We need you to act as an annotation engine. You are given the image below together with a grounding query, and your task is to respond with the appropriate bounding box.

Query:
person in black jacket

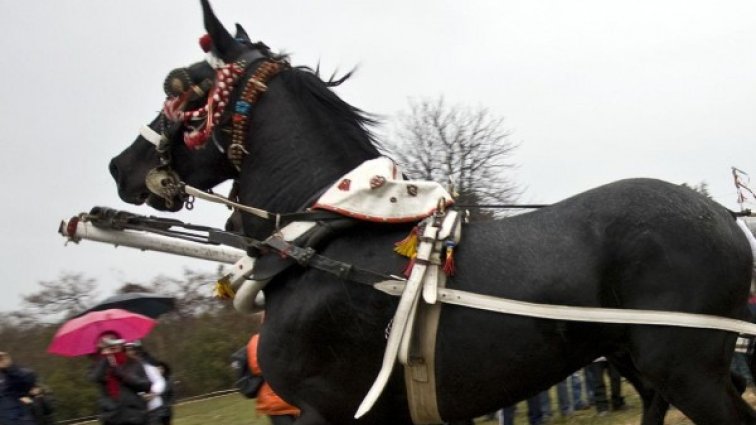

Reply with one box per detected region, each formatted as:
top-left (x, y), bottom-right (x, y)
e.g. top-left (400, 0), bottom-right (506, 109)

top-left (0, 352), bottom-right (36, 425)
top-left (89, 336), bottom-right (151, 425)
top-left (21, 385), bottom-right (55, 425)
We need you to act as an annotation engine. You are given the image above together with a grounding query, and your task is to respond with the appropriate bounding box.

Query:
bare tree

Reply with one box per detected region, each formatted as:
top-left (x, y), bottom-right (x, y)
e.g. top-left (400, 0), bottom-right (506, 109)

top-left (382, 97), bottom-right (519, 220)
top-left (21, 272), bottom-right (99, 321)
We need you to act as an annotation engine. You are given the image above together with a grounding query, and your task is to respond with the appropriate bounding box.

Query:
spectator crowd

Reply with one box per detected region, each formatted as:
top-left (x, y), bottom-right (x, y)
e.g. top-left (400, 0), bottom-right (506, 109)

top-left (3, 334), bottom-right (754, 425)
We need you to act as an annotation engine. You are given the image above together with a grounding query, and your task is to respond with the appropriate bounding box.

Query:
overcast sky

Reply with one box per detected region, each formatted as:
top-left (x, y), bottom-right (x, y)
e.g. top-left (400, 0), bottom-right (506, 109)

top-left (1, 0), bottom-right (755, 313)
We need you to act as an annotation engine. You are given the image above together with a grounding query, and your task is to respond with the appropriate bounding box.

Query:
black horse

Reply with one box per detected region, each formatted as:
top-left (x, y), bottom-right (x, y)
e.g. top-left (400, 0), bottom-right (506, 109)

top-left (109, 1), bottom-right (756, 423)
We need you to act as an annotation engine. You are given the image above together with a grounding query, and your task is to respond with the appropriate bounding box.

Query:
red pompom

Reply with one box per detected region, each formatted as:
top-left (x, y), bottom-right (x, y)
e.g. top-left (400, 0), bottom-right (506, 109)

top-left (199, 34), bottom-right (213, 52)
top-left (402, 255), bottom-right (416, 278)
top-left (443, 246), bottom-right (455, 276)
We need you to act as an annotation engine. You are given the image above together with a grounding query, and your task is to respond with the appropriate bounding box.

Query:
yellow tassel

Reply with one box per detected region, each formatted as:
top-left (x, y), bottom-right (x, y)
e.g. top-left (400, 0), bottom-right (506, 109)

top-left (213, 275), bottom-right (236, 299)
top-left (394, 227), bottom-right (419, 258)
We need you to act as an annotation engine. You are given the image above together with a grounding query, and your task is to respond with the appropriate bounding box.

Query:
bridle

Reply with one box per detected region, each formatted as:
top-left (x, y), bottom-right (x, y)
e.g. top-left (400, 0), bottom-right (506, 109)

top-left (139, 48), bottom-right (287, 210)
top-left (140, 122), bottom-right (186, 209)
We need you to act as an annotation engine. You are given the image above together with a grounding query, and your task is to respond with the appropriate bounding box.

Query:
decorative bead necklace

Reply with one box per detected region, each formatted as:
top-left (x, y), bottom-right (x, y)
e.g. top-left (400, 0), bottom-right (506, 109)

top-left (227, 60), bottom-right (287, 170)
top-left (161, 57), bottom-right (286, 169)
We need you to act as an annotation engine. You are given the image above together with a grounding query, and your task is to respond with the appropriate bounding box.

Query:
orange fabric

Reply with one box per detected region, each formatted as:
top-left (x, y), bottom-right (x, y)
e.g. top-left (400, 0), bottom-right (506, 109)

top-left (247, 334), bottom-right (300, 417)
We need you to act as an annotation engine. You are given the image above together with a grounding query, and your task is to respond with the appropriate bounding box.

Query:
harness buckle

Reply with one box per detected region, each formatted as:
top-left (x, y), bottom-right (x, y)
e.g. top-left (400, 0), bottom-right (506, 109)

top-left (184, 195), bottom-right (195, 210)
top-left (297, 247), bottom-right (316, 266)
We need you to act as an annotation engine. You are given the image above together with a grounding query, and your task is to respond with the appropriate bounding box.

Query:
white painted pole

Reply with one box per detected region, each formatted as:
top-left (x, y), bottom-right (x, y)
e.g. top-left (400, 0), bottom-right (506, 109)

top-left (59, 218), bottom-right (244, 264)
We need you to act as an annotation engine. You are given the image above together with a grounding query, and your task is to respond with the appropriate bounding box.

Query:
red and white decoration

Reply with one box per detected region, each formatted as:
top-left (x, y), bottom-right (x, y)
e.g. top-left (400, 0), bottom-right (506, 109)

top-left (313, 157), bottom-right (454, 222)
top-left (163, 62), bottom-right (245, 149)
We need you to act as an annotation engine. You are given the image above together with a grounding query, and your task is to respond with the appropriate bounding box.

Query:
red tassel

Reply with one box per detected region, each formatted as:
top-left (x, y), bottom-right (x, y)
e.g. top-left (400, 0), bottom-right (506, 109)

top-left (403, 255), bottom-right (417, 278)
top-left (443, 242), bottom-right (456, 276)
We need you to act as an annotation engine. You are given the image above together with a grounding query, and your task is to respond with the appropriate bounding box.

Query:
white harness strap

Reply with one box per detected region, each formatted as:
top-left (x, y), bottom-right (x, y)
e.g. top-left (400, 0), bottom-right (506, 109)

top-left (371, 284), bottom-right (756, 335)
top-left (205, 52), bottom-right (226, 69)
top-left (402, 212), bottom-right (460, 424)
top-left (141, 124), bottom-right (226, 155)
top-left (404, 293), bottom-right (443, 424)
top-left (355, 221), bottom-right (440, 419)
top-left (356, 211), bottom-right (461, 421)
top-left (401, 211), bottom-right (460, 362)
top-left (140, 125), bottom-right (164, 147)
top-left (227, 221), bottom-right (318, 314)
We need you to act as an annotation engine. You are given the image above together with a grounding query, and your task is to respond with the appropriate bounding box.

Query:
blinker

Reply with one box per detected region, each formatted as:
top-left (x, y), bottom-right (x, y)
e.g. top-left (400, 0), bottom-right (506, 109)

top-left (163, 68), bottom-right (192, 97)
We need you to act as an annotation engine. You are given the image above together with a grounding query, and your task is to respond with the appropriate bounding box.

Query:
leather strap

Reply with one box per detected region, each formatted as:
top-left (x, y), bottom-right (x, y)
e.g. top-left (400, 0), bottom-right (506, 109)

top-left (372, 283), bottom-right (756, 335)
top-left (140, 125), bottom-right (164, 147)
top-left (355, 223), bottom-right (440, 419)
top-left (263, 236), bottom-right (401, 286)
top-left (404, 299), bottom-right (443, 424)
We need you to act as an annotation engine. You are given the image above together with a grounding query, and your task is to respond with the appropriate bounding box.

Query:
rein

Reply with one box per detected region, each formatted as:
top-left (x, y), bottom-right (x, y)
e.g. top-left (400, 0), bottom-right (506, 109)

top-left (183, 184), bottom-right (346, 226)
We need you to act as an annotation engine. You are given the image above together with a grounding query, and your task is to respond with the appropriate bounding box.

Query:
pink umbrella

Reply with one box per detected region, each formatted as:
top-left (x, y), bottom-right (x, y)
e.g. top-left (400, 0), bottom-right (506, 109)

top-left (48, 308), bottom-right (156, 357)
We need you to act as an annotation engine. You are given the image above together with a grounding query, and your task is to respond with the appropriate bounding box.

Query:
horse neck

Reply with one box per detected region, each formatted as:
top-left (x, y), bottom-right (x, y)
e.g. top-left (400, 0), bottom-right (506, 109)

top-left (237, 71), bottom-right (380, 213)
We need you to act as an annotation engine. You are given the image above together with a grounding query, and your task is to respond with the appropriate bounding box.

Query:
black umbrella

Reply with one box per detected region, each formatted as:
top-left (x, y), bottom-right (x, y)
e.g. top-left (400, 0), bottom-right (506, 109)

top-left (85, 292), bottom-right (176, 319)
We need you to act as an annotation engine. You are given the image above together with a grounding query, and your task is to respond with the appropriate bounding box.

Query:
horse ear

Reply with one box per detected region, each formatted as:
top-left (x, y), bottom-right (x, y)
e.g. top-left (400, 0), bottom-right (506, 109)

top-left (200, 0), bottom-right (242, 61)
top-left (235, 24), bottom-right (251, 44)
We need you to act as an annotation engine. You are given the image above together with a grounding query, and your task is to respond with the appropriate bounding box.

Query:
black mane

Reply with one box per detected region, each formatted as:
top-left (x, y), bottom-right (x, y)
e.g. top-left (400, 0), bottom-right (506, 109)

top-left (279, 66), bottom-right (381, 159)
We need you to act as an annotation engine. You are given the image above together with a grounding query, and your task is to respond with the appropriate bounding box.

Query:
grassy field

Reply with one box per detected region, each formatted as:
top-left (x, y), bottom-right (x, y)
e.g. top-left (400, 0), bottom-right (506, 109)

top-left (168, 384), bottom-right (756, 425)
top-left (172, 393), bottom-right (269, 425)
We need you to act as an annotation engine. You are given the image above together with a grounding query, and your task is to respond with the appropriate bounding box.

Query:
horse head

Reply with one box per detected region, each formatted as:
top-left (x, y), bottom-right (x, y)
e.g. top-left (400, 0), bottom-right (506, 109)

top-left (110, 0), bottom-right (380, 239)
top-left (109, 0), bottom-right (276, 212)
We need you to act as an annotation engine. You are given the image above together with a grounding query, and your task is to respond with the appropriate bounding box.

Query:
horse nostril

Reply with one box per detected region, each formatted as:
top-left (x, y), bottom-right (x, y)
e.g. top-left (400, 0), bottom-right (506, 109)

top-left (109, 159), bottom-right (119, 180)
